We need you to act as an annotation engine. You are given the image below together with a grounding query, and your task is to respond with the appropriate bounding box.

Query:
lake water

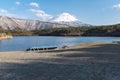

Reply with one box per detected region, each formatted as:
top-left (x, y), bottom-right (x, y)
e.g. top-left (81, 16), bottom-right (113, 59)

top-left (0, 36), bottom-right (120, 52)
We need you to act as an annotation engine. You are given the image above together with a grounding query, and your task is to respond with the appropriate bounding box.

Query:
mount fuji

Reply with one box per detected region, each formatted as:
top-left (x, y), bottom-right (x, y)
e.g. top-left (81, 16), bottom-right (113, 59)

top-left (49, 13), bottom-right (91, 27)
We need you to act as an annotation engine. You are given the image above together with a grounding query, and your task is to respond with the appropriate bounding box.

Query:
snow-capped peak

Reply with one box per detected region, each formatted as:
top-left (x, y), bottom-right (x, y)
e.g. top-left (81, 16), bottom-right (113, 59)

top-left (49, 12), bottom-right (91, 27)
top-left (50, 12), bottom-right (79, 22)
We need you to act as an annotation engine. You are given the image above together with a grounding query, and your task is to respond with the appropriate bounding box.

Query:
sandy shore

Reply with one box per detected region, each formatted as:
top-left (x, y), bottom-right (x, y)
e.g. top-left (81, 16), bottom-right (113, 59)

top-left (0, 41), bottom-right (120, 80)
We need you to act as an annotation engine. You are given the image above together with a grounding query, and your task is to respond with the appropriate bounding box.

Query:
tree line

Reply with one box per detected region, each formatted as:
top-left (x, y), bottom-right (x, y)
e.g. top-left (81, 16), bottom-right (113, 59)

top-left (0, 24), bottom-right (120, 36)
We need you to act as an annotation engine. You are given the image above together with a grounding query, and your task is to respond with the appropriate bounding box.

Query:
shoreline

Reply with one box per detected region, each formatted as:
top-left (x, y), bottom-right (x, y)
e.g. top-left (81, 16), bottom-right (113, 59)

top-left (0, 41), bottom-right (109, 53)
top-left (0, 41), bottom-right (115, 53)
top-left (0, 34), bottom-right (12, 40)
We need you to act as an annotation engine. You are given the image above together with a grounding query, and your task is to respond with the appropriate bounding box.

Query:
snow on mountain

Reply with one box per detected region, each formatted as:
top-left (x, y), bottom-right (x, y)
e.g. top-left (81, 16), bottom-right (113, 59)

top-left (51, 13), bottom-right (78, 22)
top-left (50, 13), bottom-right (91, 27)
top-left (0, 16), bottom-right (68, 30)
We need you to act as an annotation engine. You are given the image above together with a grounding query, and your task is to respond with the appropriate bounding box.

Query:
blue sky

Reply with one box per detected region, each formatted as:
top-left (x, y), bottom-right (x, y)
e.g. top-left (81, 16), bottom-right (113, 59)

top-left (0, 0), bottom-right (120, 25)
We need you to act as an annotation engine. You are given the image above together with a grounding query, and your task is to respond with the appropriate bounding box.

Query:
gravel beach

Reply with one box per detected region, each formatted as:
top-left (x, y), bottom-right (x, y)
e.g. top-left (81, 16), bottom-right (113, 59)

top-left (0, 41), bottom-right (120, 80)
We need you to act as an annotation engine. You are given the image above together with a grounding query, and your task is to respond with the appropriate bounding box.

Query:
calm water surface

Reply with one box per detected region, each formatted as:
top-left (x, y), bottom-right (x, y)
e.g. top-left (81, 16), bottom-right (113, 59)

top-left (0, 36), bottom-right (120, 51)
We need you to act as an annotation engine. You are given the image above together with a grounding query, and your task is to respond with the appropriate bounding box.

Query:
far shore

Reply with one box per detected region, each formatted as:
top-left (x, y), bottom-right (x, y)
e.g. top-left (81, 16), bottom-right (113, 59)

top-left (0, 41), bottom-right (120, 80)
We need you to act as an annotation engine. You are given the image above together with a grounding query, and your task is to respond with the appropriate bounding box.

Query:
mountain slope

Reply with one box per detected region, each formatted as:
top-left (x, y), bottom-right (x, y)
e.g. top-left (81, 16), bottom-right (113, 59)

top-left (49, 13), bottom-right (91, 27)
top-left (0, 16), bottom-right (68, 30)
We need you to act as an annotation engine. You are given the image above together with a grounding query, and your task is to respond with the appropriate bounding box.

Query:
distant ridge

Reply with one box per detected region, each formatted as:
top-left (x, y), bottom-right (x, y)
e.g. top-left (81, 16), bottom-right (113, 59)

top-left (0, 16), bottom-right (68, 30)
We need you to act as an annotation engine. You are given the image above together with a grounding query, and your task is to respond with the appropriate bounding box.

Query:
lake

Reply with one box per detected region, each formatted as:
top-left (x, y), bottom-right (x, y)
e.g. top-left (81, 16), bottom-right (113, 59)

top-left (0, 36), bottom-right (120, 52)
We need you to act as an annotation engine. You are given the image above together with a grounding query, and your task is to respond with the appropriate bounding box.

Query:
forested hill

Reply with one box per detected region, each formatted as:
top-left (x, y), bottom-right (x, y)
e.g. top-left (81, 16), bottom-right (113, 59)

top-left (32, 24), bottom-right (120, 36)
top-left (0, 24), bottom-right (120, 36)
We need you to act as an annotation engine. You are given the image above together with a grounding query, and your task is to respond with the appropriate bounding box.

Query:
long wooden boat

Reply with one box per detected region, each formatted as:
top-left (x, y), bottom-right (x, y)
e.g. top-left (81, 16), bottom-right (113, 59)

top-left (26, 46), bottom-right (57, 51)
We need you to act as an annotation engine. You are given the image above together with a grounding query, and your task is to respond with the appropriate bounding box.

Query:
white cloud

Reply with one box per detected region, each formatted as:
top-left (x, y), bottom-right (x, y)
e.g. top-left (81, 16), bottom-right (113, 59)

top-left (0, 9), bottom-right (29, 19)
top-left (0, 9), bottom-right (7, 13)
top-left (0, 9), bottom-right (16, 17)
top-left (15, 2), bottom-right (20, 5)
top-left (113, 4), bottom-right (120, 9)
top-left (29, 2), bottom-right (39, 8)
top-left (0, 9), bottom-right (11, 17)
top-left (29, 9), bottom-right (53, 20)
